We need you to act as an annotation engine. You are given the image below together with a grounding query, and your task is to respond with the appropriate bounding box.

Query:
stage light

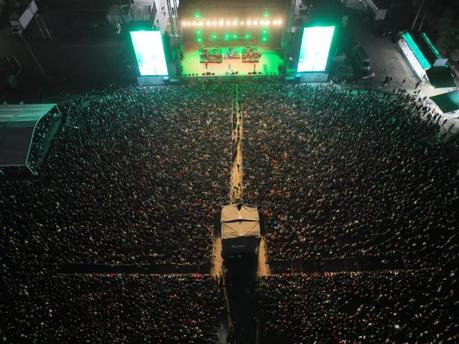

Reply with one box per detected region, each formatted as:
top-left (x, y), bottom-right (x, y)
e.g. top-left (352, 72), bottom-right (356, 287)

top-left (226, 21), bottom-right (231, 27)
top-left (212, 21), bottom-right (217, 26)
top-left (198, 21), bottom-right (204, 27)
top-left (240, 21), bottom-right (245, 25)
top-left (253, 20), bottom-right (259, 26)
top-left (247, 20), bottom-right (252, 26)
top-left (206, 21), bottom-right (211, 27)
top-left (192, 21), bottom-right (197, 26)
top-left (232, 20), bottom-right (238, 26)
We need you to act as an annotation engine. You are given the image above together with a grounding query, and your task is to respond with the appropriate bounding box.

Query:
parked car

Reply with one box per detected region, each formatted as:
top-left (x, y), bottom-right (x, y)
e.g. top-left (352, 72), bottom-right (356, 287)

top-left (352, 44), bottom-right (371, 73)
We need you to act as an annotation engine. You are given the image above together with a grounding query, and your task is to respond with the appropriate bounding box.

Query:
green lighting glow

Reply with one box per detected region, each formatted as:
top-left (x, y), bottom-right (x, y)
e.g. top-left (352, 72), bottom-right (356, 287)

top-left (193, 11), bottom-right (202, 19)
top-left (402, 32), bottom-right (431, 69)
top-left (421, 32), bottom-right (443, 59)
top-left (263, 10), bottom-right (270, 18)
top-left (210, 33), bottom-right (218, 41)
top-left (244, 33), bottom-right (252, 40)
top-left (129, 30), bottom-right (168, 76)
top-left (232, 34), bottom-right (238, 39)
top-left (297, 26), bottom-right (335, 72)
top-left (224, 33), bottom-right (231, 41)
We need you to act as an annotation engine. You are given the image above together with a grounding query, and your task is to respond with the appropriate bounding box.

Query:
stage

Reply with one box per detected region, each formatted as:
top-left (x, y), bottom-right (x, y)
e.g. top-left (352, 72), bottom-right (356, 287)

top-left (181, 47), bottom-right (284, 77)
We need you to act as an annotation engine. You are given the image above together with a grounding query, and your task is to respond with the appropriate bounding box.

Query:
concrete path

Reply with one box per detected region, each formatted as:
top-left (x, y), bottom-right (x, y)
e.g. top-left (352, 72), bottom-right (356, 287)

top-left (257, 238), bottom-right (271, 277)
top-left (211, 237), bottom-right (223, 277)
top-left (230, 89), bottom-right (243, 204)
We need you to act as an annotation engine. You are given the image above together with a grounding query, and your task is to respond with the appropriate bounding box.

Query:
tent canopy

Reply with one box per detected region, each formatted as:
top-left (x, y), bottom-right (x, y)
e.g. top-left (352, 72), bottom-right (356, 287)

top-left (0, 104), bottom-right (56, 166)
top-left (221, 204), bottom-right (260, 223)
top-left (426, 66), bottom-right (456, 89)
top-left (430, 90), bottom-right (459, 114)
top-left (222, 221), bottom-right (260, 239)
top-left (221, 204), bottom-right (260, 240)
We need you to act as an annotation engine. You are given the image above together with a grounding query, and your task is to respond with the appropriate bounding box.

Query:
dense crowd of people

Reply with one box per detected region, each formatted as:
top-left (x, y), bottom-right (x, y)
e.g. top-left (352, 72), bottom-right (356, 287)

top-left (1, 85), bottom-right (232, 272)
top-left (242, 83), bottom-right (458, 268)
top-left (1, 81), bottom-right (457, 343)
top-left (257, 268), bottom-right (457, 343)
top-left (3, 273), bottom-right (224, 344)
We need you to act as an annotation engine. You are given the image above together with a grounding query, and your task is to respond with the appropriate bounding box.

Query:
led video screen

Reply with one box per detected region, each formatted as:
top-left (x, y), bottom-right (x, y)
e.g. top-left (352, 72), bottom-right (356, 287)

top-left (129, 30), bottom-right (168, 76)
top-left (297, 26), bottom-right (335, 72)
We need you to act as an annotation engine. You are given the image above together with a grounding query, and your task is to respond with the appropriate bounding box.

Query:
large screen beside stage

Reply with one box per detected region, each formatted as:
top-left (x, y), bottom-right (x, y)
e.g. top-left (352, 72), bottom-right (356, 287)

top-left (297, 26), bottom-right (335, 72)
top-left (129, 30), bottom-right (168, 76)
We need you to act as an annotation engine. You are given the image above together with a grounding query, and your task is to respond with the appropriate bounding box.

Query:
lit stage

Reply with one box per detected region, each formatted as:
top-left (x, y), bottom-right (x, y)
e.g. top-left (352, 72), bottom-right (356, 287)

top-left (181, 47), bottom-right (284, 77)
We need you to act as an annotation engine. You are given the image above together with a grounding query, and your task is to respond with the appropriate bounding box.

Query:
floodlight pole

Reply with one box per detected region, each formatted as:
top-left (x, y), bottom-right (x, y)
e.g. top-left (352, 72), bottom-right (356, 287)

top-left (411, 0), bottom-right (427, 31)
top-left (418, 12), bottom-right (428, 31)
top-left (20, 33), bottom-right (48, 82)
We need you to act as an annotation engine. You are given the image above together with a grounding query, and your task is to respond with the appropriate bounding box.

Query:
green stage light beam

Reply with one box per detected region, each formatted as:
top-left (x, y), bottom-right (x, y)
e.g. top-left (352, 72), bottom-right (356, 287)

top-left (297, 26), bottom-right (335, 72)
top-left (129, 30), bottom-right (168, 76)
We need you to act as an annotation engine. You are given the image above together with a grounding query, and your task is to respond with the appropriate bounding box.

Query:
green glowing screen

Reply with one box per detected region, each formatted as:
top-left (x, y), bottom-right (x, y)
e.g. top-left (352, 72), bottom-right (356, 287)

top-left (297, 26), bottom-right (335, 72)
top-left (129, 30), bottom-right (168, 76)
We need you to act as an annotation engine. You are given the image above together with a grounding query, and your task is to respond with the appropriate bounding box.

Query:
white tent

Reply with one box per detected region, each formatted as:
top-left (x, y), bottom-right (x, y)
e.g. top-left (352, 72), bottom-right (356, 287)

top-left (221, 204), bottom-right (260, 256)
top-left (221, 204), bottom-right (260, 239)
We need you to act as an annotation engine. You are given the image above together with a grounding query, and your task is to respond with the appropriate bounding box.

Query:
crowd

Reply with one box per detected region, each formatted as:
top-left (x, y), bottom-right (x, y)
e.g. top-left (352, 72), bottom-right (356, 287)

top-left (3, 273), bottom-right (224, 344)
top-left (242, 83), bottom-right (458, 267)
top-left (1, 81), bottom-right (458, 343)
top-left (257, 268), bottom-right (457, 343)
top-left (1, 85), bottom-right (233, 272)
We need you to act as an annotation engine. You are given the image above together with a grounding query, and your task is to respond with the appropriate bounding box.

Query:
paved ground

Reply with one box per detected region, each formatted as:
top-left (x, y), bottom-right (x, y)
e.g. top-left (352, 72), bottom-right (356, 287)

top-left (257, 238), bottom-right (270, 277)
top-left (349, 15), bottom-right (459, 132)
top-left (230, 89), bottom-right (243, 203)
top-left (211, 237), bottom-right (223, 277)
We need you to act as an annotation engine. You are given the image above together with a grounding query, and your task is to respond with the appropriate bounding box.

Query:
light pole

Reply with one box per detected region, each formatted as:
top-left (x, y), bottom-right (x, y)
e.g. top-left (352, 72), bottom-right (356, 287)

top-left (411, 0), bottom-right (427, 31)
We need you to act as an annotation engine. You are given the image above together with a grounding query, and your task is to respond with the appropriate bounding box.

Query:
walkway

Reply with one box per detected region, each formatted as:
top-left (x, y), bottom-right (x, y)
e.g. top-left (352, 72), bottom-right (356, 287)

top-left (230, 87), bottom-right (243, 203)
